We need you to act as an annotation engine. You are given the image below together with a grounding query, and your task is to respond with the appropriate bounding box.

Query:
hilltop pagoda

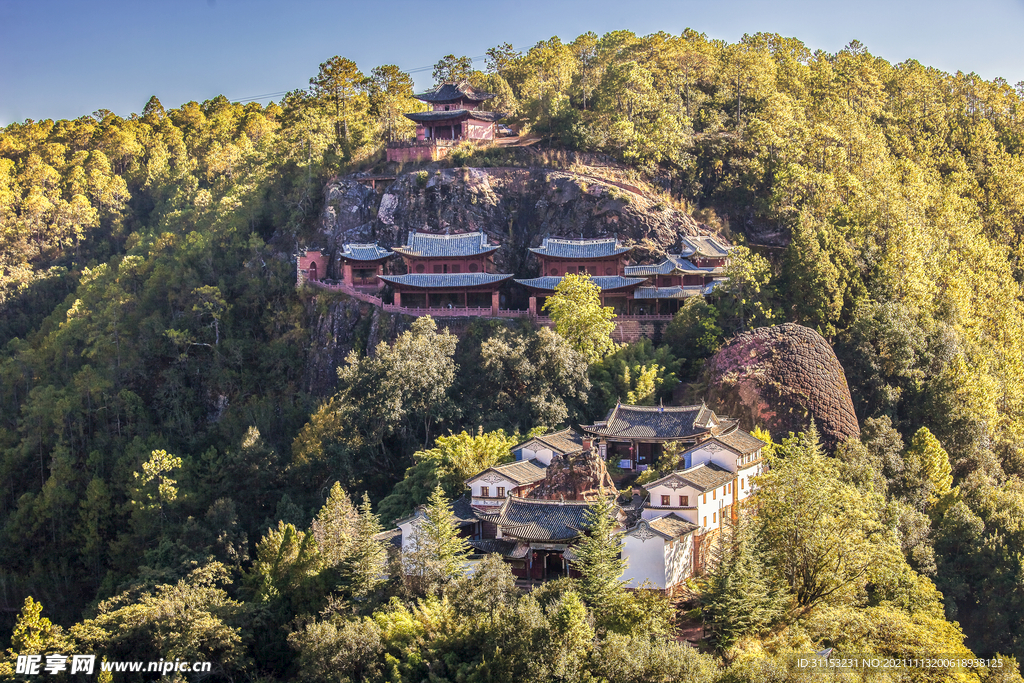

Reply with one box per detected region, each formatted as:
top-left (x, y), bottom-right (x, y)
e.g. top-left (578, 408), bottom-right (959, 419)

top-left (386, 82), bottom-right (505, 163)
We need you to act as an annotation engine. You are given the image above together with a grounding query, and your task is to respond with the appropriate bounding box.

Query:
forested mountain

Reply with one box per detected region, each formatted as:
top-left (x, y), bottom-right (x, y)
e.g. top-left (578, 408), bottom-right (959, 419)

top-left (3, 29), bottom-right (1024, 680)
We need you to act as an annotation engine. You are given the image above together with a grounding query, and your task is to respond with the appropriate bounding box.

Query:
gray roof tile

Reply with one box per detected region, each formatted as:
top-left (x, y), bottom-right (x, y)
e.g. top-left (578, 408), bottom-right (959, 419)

top-left (405, 110), bottom-right (504, 123)
top-left (707, 428), bottom-right (766, 455)
top-left (479, 498), bottom-right (601, 542)
top-left (649, 513), bottom-right (699, 538)
top-left (469, 460), bottom-right (548, 486)
top-left (529, 237), bottom-right (630, 259)
top-left (379, 273), bottom-right (512, 289)
top-left (514, 275), bottom-right (644, 292)
top-left (632, 286), bottom-right (706, 299)
top-left (393, 231), bottom-right (499, 258)
top-left (342, 243), bottom-right (393, 261)
top-left (513, 429), bottom-right (585, 456)
top-left (680, 236), bottom-right (731, 258)
top-left (415, 82), bottom-right (496, 103)
top-left (583, 403), bottom-right (718, 440)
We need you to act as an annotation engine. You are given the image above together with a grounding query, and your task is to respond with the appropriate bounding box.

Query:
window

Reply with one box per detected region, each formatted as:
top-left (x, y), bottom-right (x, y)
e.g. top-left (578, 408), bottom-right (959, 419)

top-left (496, 487), bottom-right (505, 498)
top-left (741, 478), bottom-right (745, 490)
top-left (451, 264), bottom-right (461, 273)
top-left (433, 265), bottom-right (443, 273)
top-left (712, 489), bottom-right (716, 500)
top-left (702, 493), bottom-right (706, 504)
top-left (480, 486), bottom-right (489, 498)
top-left (703, 516), bottom-right (707, 527)
top-left (661, 495), bottom-right (670, 506)
top-left (713, 512), bottom-right (717, 523)
top-left (416, 264), bottom-right (425, 273)
top-left (469, 263), bottom-right (479, 272)
top-left (680, 495), bottom-right (688, 506)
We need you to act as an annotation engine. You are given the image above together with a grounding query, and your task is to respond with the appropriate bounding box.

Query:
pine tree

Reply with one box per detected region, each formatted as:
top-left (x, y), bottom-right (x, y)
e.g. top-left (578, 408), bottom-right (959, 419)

top-left (569, 497), bottom-right (627, 614)
top-left (906, 427), bottom-right (957, 511)
top-left (701, 527), bottom-right (785, 649)
top-left (339, 494), bottom-right (387, 599)
top-left (406, 485), bottom-right (471, 594)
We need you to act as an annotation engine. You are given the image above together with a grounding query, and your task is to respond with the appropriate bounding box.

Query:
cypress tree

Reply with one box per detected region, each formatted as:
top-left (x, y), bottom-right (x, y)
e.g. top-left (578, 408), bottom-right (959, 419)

top-left (569, 497), bottom-right (627, 614)
top-left (702, 527), bottom-right (785, 649)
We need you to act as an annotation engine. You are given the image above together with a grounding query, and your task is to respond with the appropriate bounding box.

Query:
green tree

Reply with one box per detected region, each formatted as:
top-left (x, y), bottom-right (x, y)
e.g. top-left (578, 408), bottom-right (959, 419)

top-left (432, 55), bottom-right (474, 85)
top-left (376, 428), bottom-right (521, 524)
top-left (404, 485), bottom-right (471, 594)
top-left (309, 56), bottom-right (366, 157)
top-left (543, 273), bottom-right (616, 364)
top-left (569, 497), bottom-right (627, 615)
top-left (905, 426), bottom-right (956, 510)
top-left (754, 428), bottom-right (902, 609)
top-left (367, 65), bottom-right (417, 143)
top-left (716, 244), bottom-right (774, 332)
top-left (701, 526), bottom-right (786, 649)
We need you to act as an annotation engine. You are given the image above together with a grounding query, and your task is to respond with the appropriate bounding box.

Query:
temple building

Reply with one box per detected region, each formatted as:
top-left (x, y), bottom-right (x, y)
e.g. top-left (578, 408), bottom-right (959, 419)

top-left (580, 403), bottom-right (726, 472)
top-left (517, 236), bottom-right (643, 315)
top-left (380, 231), bottom-right (513, 314)
top-left (339, 243), bottom-right (393, 290)
top-left (386, 82), bottom-right (505, 163)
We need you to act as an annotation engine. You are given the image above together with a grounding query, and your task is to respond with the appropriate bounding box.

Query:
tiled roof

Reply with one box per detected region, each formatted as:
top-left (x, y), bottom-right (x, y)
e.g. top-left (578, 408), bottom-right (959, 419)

top-left (680, 236), bottom-right (731, 258)
top-left (644, 462), bottom-right (734, 492)
top-left (373, 528), bottom-right (403, 549)
top-left (649, 513), bottom-right (699, 538)
top-left (469, 459), bottom-right (547, 486)
top-left (513, 275), bottom-right (645, 292)
top-left (468, 539), bottom-right (527, 558)
top-left (623, 259), bottom-right (678, 276)
top-left (394, 494), bottom-right (479, 528)
top-left (513, 428), bottom-right (585, 456)
top-left (631, 286), bottom-right (706, 300)
top-left (708, 428), bottom-right (766, 455)
top-left (678, 463), bottom-right (735, 491)
top-left (479, 498), bottom-right (601, 542)
top-left (379, 273), bottom-right (512, 289)
top-left (342, 243), bottom-right (393, 261)
top-left (529, 237), bottom-right (630, 259)
top-left (405, 110), bottom-right (505, 123)
top-left (583, 403), bottom-right (718, 440)
top-left (451, 495), bottom-right (479, 525)
top-left (393, 231), bottom-right (499, 258)
top-left (416, 82), bottom-right (496, 103)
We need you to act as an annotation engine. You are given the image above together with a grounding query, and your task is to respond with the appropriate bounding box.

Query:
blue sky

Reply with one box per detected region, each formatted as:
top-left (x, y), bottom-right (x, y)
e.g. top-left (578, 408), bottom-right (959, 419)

top-left (2, 0), bottom-right (1023, 125)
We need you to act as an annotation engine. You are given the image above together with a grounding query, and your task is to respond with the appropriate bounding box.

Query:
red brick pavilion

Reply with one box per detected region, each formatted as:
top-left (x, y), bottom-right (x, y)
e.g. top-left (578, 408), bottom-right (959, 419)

top-left (386, 82), bottom-right (505, 163)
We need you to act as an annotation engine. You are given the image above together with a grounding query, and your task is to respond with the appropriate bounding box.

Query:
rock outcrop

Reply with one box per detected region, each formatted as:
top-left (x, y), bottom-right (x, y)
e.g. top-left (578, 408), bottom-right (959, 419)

top-left (702, 323), bottom-right (860, 450)
top-left (303, 294), bottom-right (410, 396)
top-left (529, 448), bottom-right (616, 501)
top-left (315, 166), bottom-right (708, 285)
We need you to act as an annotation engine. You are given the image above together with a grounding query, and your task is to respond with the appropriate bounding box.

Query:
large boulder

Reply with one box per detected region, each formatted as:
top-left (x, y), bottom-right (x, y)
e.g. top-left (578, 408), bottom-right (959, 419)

top-left (702, 323), bottom-right (860, 450)
top-left (529, 448), bottom-right (616, 501)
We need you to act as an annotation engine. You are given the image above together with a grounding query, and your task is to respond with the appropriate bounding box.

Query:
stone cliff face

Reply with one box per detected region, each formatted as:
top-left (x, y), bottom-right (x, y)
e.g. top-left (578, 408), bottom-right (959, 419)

top-left (529, 448), bottom-right (616, 501)
top-left (303, 294), bottom-right (411, 396)
top-left (315, 166), bottom-right (709, 280)
top-left (702, 323), bottom-right (860, 450)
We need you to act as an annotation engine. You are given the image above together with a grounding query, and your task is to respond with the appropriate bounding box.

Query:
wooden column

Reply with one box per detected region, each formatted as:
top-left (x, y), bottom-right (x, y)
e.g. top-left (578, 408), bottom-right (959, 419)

top-left (425, 291), bottom-right (431, 309)
top-left (343, 263), bottom-right (353, 287)
top-left (529, 296), bottom-right (537, 316)
top-left (491, 290), bottom-right (499, 316)
top-left (394, 290), bottom-right (401, 307)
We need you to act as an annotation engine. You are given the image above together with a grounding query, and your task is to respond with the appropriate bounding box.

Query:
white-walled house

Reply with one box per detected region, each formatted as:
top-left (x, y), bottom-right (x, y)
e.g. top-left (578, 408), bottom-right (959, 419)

top-left (465, 460), bottom-right (547, 507)
top-left (642, 464), bottom-right (735, 529)
top-left (512, 428), bottom-right (585, 466)
top-left (622, 514), bottom-right (698, 589)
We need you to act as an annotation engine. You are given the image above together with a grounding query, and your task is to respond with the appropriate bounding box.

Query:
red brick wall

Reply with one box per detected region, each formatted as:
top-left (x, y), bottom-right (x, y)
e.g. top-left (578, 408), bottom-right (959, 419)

top-left (297, 250), bottom-right (326, 285)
